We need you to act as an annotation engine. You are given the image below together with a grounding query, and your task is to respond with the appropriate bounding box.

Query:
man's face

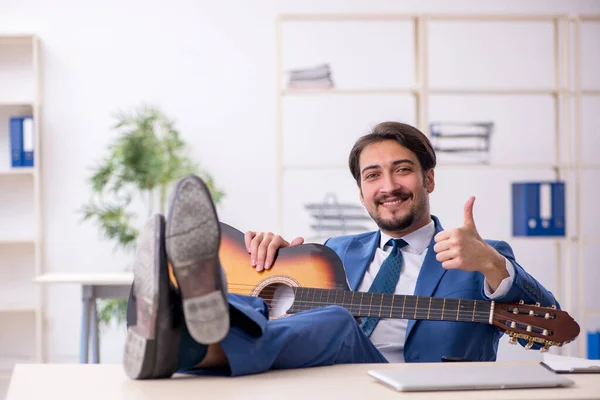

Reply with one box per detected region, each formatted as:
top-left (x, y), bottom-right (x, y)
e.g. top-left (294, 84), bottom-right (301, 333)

top-left (358, 140), bottom-right (435, 236)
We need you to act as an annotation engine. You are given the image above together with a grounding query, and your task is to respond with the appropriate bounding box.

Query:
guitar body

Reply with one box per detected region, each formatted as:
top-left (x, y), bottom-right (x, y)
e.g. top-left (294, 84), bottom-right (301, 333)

top-left (218, 222), bottom-right (348, 316)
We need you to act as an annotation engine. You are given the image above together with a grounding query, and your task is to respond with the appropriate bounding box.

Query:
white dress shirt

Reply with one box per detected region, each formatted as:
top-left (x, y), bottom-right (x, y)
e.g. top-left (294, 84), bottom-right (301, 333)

top-left (356, 220), bottom-right (515, 363)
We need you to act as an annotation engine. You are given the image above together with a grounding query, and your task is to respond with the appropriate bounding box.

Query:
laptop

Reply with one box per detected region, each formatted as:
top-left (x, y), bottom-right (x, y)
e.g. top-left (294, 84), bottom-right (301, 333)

top-left (368, 363), bottom-right (574, 392)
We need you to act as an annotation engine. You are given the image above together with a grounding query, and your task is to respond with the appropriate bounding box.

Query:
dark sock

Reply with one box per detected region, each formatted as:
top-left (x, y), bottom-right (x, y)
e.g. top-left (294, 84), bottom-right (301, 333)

top-left (176, 299), bottom-right (264, 371)
top-left (176, 325), bottom-right (209, 371)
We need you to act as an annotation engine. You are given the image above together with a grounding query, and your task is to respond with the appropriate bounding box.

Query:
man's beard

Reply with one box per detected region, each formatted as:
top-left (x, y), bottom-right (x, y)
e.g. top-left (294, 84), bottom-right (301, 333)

top-left (369, 208), bottom-right (416, 232)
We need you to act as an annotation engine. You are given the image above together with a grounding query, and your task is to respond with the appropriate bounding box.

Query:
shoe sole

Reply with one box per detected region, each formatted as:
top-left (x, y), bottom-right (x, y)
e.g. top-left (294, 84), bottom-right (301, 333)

top-left (124, 215), bottom-right (180, 379)
top-left (166, 175), bottom-right (229, 344)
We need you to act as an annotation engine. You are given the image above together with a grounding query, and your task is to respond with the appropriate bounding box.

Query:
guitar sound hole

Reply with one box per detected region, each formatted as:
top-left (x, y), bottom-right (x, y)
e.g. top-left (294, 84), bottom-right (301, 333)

top-left (258, 283), bottom-right (295, 318)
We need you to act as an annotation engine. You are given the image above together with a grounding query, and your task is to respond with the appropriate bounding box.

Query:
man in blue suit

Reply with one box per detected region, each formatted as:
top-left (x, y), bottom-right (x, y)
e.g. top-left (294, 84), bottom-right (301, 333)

top-left (124, 122), bottom-right (559, 380)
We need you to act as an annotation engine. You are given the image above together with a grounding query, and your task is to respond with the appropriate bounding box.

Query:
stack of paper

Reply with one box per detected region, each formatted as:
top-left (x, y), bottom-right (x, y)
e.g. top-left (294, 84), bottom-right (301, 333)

top-left (287, 64), bottom-right (334, 89)
top-left (542, 353), bottom-right (600, 373)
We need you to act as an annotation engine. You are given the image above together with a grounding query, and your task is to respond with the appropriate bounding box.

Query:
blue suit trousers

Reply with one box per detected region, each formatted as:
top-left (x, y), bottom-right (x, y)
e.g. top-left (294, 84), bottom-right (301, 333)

top-left (177, 293), bottom-right (388, 376)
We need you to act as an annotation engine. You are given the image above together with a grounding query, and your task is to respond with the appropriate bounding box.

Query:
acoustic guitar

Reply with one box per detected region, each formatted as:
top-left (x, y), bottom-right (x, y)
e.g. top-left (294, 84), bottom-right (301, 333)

top-left (217, 222), bottom-right (580, 352)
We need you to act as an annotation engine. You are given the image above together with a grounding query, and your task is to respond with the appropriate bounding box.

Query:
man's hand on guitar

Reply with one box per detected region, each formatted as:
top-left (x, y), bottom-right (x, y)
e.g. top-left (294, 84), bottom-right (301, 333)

top-left (433, 196), bottom-right (508, 291)
top-left (244, 231), bottom-right (304, 272)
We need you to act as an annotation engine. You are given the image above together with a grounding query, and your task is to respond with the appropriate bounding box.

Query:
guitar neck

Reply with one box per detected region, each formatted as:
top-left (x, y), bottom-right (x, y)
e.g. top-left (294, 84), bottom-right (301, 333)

top-left (288, 287), bottom-right (492, 324)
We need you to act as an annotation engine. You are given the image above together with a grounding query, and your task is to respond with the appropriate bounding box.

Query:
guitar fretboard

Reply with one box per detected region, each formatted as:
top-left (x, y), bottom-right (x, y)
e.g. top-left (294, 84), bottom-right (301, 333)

top-left (288, 287), bottom-right (491, 324)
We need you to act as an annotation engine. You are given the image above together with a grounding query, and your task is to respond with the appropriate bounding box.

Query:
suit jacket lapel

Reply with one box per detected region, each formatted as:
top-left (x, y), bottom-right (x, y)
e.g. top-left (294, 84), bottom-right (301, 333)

top-left (405, 216), bottom-right (447, 342)
top-left (345, 231), bottom-right (380, 291)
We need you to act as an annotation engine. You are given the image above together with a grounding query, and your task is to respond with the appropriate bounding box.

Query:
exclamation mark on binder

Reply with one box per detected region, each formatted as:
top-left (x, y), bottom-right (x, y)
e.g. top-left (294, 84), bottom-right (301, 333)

top-left (539, 183), bottom-right (551, 229)
top-left (22, 116), bottom-right (34, 167)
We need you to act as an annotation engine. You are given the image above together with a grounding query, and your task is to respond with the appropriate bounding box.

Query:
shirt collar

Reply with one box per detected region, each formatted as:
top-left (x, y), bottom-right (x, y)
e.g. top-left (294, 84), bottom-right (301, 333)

top-left (379, 220), bottom-right (435, 253)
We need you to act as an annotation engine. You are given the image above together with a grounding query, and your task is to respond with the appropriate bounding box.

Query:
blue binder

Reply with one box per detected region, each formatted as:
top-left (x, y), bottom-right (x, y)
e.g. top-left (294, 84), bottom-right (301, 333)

top-left (9, 117), bottom-right (24, 167)
top-left (589, 332), bottom-right (600, 360)
top-left (9, 116), bottom-right (34, 168)
top-left (512, 182), bottom-right (565, 236)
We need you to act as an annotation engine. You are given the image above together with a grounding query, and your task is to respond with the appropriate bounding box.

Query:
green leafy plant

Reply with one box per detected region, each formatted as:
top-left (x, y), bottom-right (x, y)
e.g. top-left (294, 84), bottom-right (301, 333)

top-left (81, 104), bottom-right (224, 328)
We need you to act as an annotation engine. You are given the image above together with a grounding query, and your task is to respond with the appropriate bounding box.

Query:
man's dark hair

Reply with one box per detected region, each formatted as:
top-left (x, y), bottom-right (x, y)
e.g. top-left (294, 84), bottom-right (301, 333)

top-left (348, 121), bottom-right (437, 185)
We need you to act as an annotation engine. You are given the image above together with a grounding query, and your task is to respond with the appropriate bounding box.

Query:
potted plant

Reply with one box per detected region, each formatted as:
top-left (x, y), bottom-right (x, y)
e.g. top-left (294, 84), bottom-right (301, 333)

top-left (80, 104), bottom-right (224, 328)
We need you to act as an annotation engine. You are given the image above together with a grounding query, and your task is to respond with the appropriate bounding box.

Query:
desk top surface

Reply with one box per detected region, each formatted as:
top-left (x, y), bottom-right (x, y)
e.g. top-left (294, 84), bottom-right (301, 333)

top-left (35, 273), bottom-right (133, 285)
top-left (6, 362), bottom-right (600, 400)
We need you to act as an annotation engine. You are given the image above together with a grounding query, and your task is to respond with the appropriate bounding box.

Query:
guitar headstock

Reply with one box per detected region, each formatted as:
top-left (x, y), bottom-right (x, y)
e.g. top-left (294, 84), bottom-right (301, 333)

top-left (491, 300), bottom-right (580, 351)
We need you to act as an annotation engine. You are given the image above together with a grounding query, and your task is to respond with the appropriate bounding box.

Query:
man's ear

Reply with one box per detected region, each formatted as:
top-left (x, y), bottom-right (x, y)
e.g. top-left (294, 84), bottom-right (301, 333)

top-left (426, 169), bottom-right (435, 193)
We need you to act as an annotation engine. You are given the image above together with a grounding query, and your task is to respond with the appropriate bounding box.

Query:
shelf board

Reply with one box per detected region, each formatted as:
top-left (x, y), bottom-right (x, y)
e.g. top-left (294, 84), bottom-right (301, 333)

top-left (430, 88), bottom-right (556, 95)
top-left (436, 163), bottom-right (557, 169)
top-left (0, 304), bottom-right (36, 313)
top-left (0, 34), bottom-right (35, 40)
top-left (280, 13), bottom-right (419, 21)
top-left (0, 168), bottom-right (35, 177)
top-left (280, 88), bottom-right (600, 97)
top-left (282, 88), bottom-right (417, 96)
top-left (0, 238), bottom-right (36, 245)
top-left (283, 163), bottom-right (600, 171)
top-left (437, 163), bottom-right (600, 169)
top-left (279, 13), bottom-right (583, 22)
top-left (0, 102), bottom-right (34, 108)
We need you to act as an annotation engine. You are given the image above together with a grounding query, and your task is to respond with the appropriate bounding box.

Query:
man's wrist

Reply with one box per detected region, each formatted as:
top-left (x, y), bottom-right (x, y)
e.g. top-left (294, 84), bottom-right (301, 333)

top-left (482, 246), bottom-right (509, 290)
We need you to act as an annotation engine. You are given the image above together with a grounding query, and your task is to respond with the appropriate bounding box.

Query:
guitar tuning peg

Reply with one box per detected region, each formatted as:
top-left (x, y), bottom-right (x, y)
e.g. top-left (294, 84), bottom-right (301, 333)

top-left (519, 300), bottom-right (525, 305)
top-left (540, 343), bottom-right (550, 353)
top-left (551, 304), bottom-right (557, 309)
top-left (508, 336), bottom-right (518, 345)
top-left (535, 302), bottom-right (540, 307)
top-left (525, 340), bottom-right (535, 350)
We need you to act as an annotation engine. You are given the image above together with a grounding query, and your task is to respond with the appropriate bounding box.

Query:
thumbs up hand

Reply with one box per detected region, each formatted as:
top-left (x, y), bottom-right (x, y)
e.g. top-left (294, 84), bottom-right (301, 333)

top-left (433, 196), bottom-right (509, 291)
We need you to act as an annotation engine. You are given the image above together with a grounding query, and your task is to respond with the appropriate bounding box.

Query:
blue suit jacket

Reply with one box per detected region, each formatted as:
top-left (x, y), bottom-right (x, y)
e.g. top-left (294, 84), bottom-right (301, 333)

top-left (324, 215), bottom-right (559, 362)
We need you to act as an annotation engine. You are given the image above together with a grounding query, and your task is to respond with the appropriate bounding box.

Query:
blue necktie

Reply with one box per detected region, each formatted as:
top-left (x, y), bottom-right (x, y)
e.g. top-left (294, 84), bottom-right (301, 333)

top-left (360, 238), bottom-right (408, 337)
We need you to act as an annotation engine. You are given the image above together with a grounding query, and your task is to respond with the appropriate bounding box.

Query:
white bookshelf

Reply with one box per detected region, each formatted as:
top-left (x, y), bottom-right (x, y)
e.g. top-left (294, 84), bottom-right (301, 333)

top-left (0, 34), bottom-right (43, 379)
top-left (275, 14), bottom-right (600, 359)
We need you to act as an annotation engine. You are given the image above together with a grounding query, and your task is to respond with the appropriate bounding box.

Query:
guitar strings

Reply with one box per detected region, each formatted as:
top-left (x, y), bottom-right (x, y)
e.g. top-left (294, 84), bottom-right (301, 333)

top-left (265, 298), bottom-right (536, 319)
top-left (212, 283), bottom-right (549, 322)
top-left (224, 282), bottom-right (551, 311)
top-left (226, 283), bottom-right (499, 309)
top-left (271, 304), bottom-right (495, 320)
top-left (265, 299), bottom-right (551, 328)
top-left (223, 283), bottom-right (520, 311)
top-left (274, 304), bottom-right (552, 331)
top-left (267, 302), bottom-right (546, 328)
top-left (223, 290), bottom-right (499, 320)
top-left (266, 297), bottom-right (548, 317)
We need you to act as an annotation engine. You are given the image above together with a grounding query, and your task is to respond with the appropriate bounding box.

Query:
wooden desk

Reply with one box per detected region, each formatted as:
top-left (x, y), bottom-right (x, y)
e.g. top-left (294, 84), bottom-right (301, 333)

top-left (35, 273), bottom-right (133, 364)
top-left (6, 362), bottom-right (600, 400)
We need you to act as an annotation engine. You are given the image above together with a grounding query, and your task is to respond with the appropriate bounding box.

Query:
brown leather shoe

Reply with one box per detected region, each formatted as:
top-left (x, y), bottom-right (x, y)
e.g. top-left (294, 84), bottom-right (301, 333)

top-left (123, 214), bottom-right (182, 379)
top-left (165, 175), bottom-right (229, 344)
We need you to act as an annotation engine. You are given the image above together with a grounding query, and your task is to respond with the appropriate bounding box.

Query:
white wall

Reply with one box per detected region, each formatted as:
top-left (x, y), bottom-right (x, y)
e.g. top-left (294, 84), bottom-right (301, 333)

top-left (0, 0), bottom-right (599, 364)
